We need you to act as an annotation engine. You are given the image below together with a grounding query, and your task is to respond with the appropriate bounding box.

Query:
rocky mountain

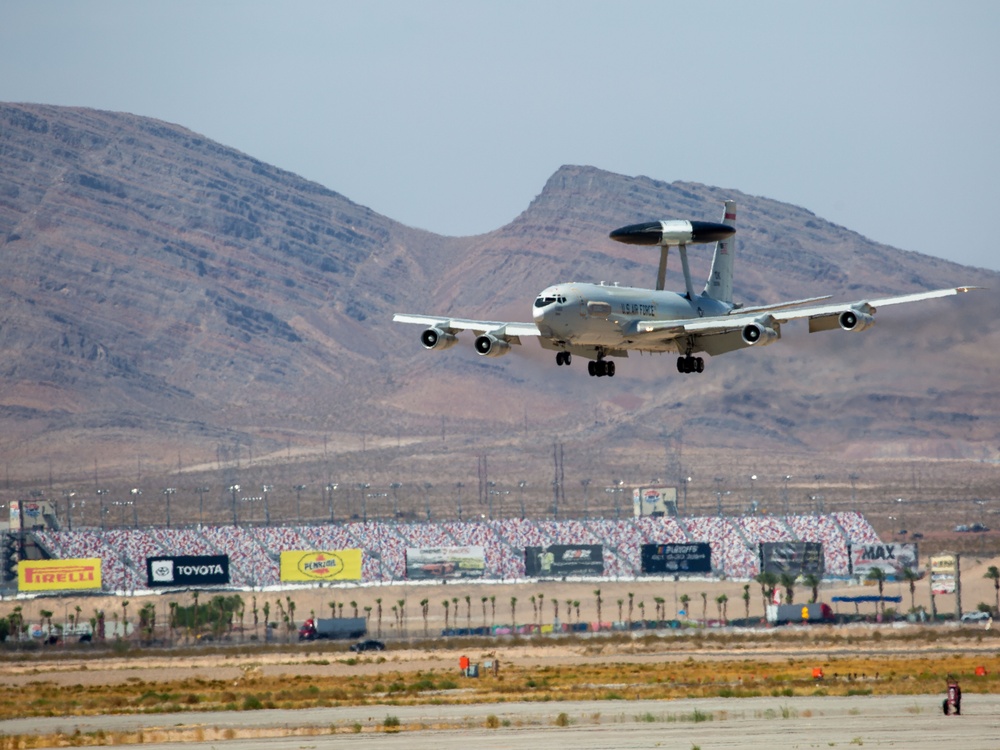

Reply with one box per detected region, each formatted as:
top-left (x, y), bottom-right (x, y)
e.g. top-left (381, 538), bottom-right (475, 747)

top-left (1, 102), bottom-right (997, 496)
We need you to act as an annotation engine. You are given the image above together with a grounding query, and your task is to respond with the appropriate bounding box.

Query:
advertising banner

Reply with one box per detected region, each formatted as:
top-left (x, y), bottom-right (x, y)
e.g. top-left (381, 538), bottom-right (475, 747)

top-left (632, 487), bottom-right (678, 518)
top-left (405, 546), bottom-right (486, 580)
top-left (147, 555), bottom-right (230, 587)
top-left (930, 553), bottom-right (957, 594)
top-left (848, 543), bottom-right (918, 577)
top-left (19, 558), bottom-right (102, 591)
top-left (759, 542), bottom-right (824, 576)
top-left (524, 545), bottom-right (605, 577)
top-left (640, 543), bottom-right (712, 574)
top-left (279, 550), bottom-right (363, 582)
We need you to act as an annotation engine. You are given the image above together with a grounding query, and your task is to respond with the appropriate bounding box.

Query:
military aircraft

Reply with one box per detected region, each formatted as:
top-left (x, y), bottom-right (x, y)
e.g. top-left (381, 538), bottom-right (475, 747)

top-left (393, 201), bottom-right (974, 378)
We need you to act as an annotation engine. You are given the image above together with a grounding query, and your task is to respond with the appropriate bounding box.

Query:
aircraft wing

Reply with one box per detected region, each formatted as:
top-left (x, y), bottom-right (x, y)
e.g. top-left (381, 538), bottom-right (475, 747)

top-left (392, 313), bottom-right (541, 338)
top-left (630, 286), bottom-right (977, 343)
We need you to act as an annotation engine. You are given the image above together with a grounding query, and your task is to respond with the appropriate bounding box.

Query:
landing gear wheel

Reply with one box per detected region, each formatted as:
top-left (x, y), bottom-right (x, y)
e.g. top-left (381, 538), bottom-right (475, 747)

top-left (696, 357), bottom-right (704, 373)
top-left (676, 356), bottom-right (686, 373)
top-left (588, 360), bottom-right (596, 376)
top-left (677, 355), bottom-right (706, 374)
top-left (607, 360), bottom-right (615, 377)
top-left (556, 351), bottom-right (569, 366)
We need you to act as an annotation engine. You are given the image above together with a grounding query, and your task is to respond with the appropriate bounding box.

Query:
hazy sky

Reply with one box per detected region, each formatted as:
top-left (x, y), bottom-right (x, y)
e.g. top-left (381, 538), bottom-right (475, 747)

top-left (2, 1), bottom-right (998, 270)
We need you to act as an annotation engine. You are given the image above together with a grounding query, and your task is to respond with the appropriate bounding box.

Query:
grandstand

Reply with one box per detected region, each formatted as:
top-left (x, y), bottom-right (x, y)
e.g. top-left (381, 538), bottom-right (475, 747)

top-left (28, 511), bottom-right (883, 592)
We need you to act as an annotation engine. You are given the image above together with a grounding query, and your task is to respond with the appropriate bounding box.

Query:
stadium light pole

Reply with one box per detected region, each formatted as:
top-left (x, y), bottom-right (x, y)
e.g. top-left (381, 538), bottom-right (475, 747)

top-left (682, 477), bottom-right (691, 516)
top-left (581, 478), bottom-right (591, 519)
top-left (324, 483), bottom-right (336, 523)
top-left (162, 488), bottom-right (175, 528)
top-left (228, 484), bottom-right (241, 526)
top-left (261, 484), bottom-right (272, 526)
top-left (456, 482), bottom-right (464, 521)
top-left (896, 497), bottom-right (906, 533)
top-left (782, 475), bottom-right (792, 516)
top-left (129, 488), bottom-right (140, 527)
top-left (62, 490), bottom-right (75, 532)
top-left (519, 480), bottom-right (527, 519)
top-left (423, 482), bottom-right (432, 521)
top-left (195, 486), bottom-right (209, 526)
top-left (390, 482), bottom-right (402, 519)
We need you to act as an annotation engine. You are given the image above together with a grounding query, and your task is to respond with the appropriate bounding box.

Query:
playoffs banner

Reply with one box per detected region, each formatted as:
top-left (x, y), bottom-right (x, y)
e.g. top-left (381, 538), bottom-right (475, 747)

top-left (759, 542), bottom-right (824, 576)
top-left (20, 558), bottom-right (102, 591)
top-left (280, 550), bottom-right (362, 582)
top-left (524, 544), bottom-right (604, 577)
top-left (147, 555), bottom-right (230, 587)
top-left (641, 543), bottom-right (712, 574)
top-left (406, 546), bottom-right (486, 580)
top-left (848, 543), bottom-right (917, 577)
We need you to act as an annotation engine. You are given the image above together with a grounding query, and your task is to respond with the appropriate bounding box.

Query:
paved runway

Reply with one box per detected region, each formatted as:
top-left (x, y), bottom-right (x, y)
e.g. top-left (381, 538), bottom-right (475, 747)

top-left (6, 694), bottom-right (999, 749)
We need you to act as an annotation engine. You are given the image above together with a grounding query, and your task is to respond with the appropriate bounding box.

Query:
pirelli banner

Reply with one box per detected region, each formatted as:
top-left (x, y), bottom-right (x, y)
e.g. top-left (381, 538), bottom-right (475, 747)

top-left (405, 546), bottom-right (486, 580)
top-left (641, 543), bottom-right (712, 575)
top-left (524, 545), bottom-right (604, 577)
top-left (280, 550), bottom-right (362, 582)
top-left (147, 555), bottom-right (230, 587)
top-left (19, 558), bottom-right (102, 592)
top-left (759, 542), bottom-right (825, 576)
top-left (848, 543), bottom-right (917, 577)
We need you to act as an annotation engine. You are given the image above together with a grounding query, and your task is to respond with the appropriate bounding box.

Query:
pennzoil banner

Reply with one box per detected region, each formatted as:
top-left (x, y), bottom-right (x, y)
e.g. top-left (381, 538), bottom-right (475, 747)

top-left (405, 546), bottom-right (486, 580)
top-left (280, 550), bottom-right (362, 582)
top-left (19, 558), bottom-right (102, 591)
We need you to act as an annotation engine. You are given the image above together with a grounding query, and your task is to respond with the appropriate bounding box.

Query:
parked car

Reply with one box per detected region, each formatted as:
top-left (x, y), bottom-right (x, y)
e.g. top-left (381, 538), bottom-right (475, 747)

top-left (960, 611), bottom-right (991, 623)
top-left (349, 639), bottom-right (385, 652)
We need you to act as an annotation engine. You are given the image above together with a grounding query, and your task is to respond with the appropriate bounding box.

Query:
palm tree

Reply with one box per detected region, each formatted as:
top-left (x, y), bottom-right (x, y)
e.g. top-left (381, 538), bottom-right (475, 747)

top-left (465, 595), bottom-right (471, 630)
top-left (351, 600), bottom-right (359, 618)
top-left (442, 599), bottom-right (450, 630)
top-left (742, 584), bottom-right (751, 621)
top-left (616, 598), bottom-right (624, 623)
top-left (866, 567), bottom-right (887, 618)
top-left (716, 594), bottom-right (728, 624)
top-left (985, 566), bottom-right (1000, 614)
top-left (627, 592), bottom-right (634, 627)
top-left (538, 592), bottom-right (545, 628)
top-left (375, 598), bottom-right (383, 637)
top-left (637, 600), bottom-right (645, 624)
top-left (490, 596), bottom-right (496, 626)
top-left (510, 596), bottom-right (518, 630)
top-left (286, 596), bottom-right (296, 630)
top-left (39, 609), bottom-right (53, 641)
top-left (251, 596), bottom-right (259, 639)
top-left (755, 571), bottom-right (778, 611)
top-left (901, 567), bottom-right (921, 613)
top-left (481, 596), bottom-right (488, 627)
top-left (329, 601), bottom-right (337, 618)
top-left (530, 595), bottom-right (538, 624)
top-left (802, 573), bottom-right (821, 604)
top-left (778, 573), bottom-right (797, 605)
top-left (700, 592), bottom-right (707, 624)
top-left (653, 596), bottom-right (665, 623)
top-left (121, 599), bottom-right (130, 637)
top-left (553, 598), bottom-right (559, 624)
top-left (397, 599), bottom-right (406, 635)
top-left (574, 600), bottom-right (581, 622)
top-left (420, 598), bottom-right (429, 635)
top-left (679, 594), bottom-right (690, 618)
top-left (594, 589), bottom-right (602, 624)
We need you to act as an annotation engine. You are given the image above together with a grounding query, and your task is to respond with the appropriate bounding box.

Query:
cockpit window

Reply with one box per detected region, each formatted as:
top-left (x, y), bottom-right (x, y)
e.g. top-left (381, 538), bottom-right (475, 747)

top-left (534, 296), bottom-right (558, 308)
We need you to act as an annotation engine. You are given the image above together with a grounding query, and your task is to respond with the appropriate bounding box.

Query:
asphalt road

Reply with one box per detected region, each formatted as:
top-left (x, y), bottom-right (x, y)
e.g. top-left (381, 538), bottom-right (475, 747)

top-left (5, 694), bottom-right (999, 750)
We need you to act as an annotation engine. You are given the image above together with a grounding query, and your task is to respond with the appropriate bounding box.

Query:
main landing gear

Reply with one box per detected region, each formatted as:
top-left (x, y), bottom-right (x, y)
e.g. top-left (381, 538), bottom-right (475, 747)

top-left (556, 350), bottom-right (616, 377)
top-left (588, 357), bottom-right (615, 378)
top-left (677, 355), bottom-right (704, 374)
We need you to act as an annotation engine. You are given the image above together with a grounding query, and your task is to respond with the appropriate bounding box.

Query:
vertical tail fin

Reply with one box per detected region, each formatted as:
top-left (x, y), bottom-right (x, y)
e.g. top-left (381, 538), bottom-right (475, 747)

top-left (704, 200), bottom-right (736, 304)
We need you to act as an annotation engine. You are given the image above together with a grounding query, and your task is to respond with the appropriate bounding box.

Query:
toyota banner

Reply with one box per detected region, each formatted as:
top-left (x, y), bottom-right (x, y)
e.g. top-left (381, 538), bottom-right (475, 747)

top-left (146, 555), bottom-right (230, 587)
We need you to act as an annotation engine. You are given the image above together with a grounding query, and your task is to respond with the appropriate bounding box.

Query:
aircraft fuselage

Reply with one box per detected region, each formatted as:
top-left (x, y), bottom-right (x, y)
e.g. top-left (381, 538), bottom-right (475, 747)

top-left (532, 282), bottom-right (732, 351)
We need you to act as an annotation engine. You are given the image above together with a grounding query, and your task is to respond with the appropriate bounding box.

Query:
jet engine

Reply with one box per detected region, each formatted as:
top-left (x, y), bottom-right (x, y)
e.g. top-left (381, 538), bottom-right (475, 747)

top-left (420, 327), bottom-right (458, 350)
top-left (839, 309), bottom-right (875, 332)
top-left (741, 320), bottom-right (780, 346)
top-left (474, 333), bottom-right (511, 357)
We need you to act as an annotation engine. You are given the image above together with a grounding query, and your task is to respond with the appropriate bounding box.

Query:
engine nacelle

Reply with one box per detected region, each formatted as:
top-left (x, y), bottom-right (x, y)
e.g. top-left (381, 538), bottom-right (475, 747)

top-left (839, 309), bottom-right (875, 332)
top-left (420, 327), bottom-right (458, 350)
top-left (474, 333), bottom-right (511, 357)
top-left (742, 321), bottom-right (780, 346)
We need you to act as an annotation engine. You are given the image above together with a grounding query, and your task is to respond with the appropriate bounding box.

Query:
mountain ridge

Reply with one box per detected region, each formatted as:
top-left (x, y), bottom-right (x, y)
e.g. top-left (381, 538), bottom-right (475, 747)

top-left (0, 102), bottom-right (997, 494)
